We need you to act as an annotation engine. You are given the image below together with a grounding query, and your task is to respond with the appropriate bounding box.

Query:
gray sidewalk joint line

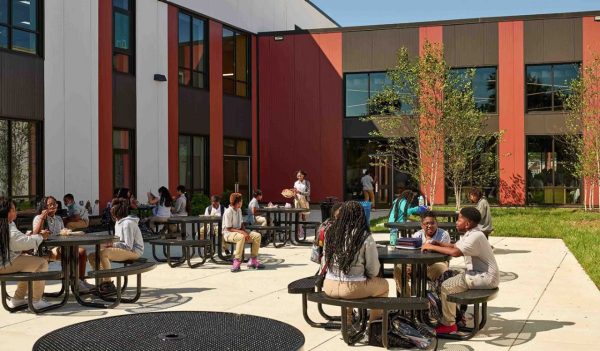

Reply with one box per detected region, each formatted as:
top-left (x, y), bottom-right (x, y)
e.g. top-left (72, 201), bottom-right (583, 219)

top-left (308, 332), bottom-right (342, 350)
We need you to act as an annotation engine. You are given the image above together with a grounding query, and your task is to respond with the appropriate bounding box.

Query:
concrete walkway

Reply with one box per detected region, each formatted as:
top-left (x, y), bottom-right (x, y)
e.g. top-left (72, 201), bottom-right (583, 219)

top-left (1, 211), bottom-right (598, 350)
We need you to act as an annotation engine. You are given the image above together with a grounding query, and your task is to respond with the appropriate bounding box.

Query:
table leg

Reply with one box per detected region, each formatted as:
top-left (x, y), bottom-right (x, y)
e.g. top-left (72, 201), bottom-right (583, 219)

top-left (215, 222), bottom-right (232, 263)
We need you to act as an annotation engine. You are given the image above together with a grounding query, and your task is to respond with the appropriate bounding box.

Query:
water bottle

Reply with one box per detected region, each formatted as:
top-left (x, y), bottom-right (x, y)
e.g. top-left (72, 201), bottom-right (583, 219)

top-left (418, 195), bottom-right (425, 207)
top-left (390, 229), bottom-right (398, 246)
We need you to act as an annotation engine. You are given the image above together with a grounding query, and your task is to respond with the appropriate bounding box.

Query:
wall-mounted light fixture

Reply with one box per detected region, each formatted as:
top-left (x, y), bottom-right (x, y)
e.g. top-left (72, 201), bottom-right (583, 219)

top-left (595, 15), bottom-right (600, 22)
top-left (274, 35), bottom-right (284, 41)
top-left (154, 74), bottom-right (167, 82)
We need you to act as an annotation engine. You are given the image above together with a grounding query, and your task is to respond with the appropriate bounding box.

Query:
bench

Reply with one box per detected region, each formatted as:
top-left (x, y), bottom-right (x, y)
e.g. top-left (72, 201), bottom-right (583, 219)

top-left (287, 276), bottom-right (341, 330)
top-left (111, 257), bottom-right (148, 291)
top-left (281, 220), bottom-right (320, 241)
top-left (87, 262), bottom-right (156, 308)
top-left (149, 239), bottom-right (212, 268)
top-left (0, 271), bottom-right (65, 314)
top-left (307, 292), bottom-right (429, 349)
top-left (440, 288), bottom-right (499, 340)
top-left (246, 225), bottom-right (292, 248)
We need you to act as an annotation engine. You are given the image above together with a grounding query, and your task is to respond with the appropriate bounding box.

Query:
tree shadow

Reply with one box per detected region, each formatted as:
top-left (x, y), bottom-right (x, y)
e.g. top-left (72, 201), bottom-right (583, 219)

top-left (499, 174), bottom-right (526, 205)
top-left (124, 287), bottom-right (213, 313)
top-left (499, 270), bottom-right (519, 283)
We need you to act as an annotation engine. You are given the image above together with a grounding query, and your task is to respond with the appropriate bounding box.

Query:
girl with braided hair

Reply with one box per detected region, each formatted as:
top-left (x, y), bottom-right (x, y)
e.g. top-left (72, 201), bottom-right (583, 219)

top-left (322, 201), bottom-right (389, 323)
top-left (0, 197), bottom-right (52, 310)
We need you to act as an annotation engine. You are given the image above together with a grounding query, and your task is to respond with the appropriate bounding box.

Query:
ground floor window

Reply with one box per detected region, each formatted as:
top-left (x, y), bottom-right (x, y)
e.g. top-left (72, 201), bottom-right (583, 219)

top-left (179, 135), bottom-right (207, 194)
top-left (113, 129), bottom-right (135, 192)
top-left (224, 138), bottom-right (250, 201)
top-left (0, 119), bottom-right (42, 209)
top-left (527, 135), bottom-right (580, 205)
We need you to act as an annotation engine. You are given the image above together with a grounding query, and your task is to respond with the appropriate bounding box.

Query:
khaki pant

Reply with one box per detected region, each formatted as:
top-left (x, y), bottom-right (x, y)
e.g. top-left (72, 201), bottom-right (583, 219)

top-left (66, 219), bottom-right (88, 230)
top-left (394, 262), bottom-right (448, 296)
top-left (363, 190), bottom-right (375, 208)
top-left (0, 255), bottom-right (48, 301)
top-left (428, 266), bottom-right (469, 326)
top-left (255, 216), bottom-right (267, 226)
top-left (88, 248), bottom-right (140, 283)
top-left (323, 277), bottom-right (389, 321)
top-left (225, 231), bottom-right (261, 260)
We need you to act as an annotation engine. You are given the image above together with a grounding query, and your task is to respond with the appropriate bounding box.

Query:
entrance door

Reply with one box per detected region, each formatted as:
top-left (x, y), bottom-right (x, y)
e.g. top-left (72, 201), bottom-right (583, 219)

top-left (224, 156), bottom-right (251, 201)
top-left (369, 154), bottom-right (393, 208)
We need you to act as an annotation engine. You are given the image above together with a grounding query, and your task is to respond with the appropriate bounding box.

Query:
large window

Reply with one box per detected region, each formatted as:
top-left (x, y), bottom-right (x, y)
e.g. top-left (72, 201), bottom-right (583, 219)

top-left (178, 12), bottom-right (206, 88)
top-left (113, 129), bottom-right (135, 191)
top-left (345, 72), bottom-right (411, 118)
top-left (526, 63), bottom-right (579, 112)
top-left (0, 119), bottom-right (42, 208)
top-left (0, 0), bottom-right (41, 55)
top-left (526, 136), bottom-right (580, 204)
top-left (451, 67), bottom-right (497, 113)
top-left (222, 27), bottom-right (249, 97)
top-left (179, 135), bottom-right (207, 194)
top-left (113, 0), bottom-right (135, 74)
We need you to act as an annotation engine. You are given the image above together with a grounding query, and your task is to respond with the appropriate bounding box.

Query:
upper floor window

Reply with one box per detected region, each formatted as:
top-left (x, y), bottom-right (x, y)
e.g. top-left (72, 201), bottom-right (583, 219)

top-left (345, 72), bottom-right (411, 117)
top-left (526, 63), bottom-right (579, 112)
top-left (178, 12), bottom-right (206, 88)
top-left (0, 0), bottom-right (42, 55)
top-left (450, 67), bottom-right (497, 113)
top-left (113, 0), bottom-right (134, 74)
top-left (222, 27), bottom-right (249, 97)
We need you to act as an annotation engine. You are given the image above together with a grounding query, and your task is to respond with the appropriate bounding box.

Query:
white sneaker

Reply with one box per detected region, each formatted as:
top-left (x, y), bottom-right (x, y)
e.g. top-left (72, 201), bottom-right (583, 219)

top-left (78, 280), bottom-right (95, 292)
top-left (6, 298), bottom-right (27, 309)
top-left (31, 299), bottom-right (53, 310)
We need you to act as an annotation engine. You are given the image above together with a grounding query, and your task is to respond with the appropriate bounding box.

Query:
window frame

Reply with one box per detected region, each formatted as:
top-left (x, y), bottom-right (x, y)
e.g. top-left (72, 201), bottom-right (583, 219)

top-left (112, 0), bottom-right (135, 74)
top-left (450, 66), bottom-right (498, 114)
top-left (112, 128), bottom-right (136, 194)
top-left (178, 11), bottom-right (208, 89)
top-left (0, 0), bottom-right (43, 56)
top-left (525, 62), bottom-right (580, 113)
top-left (222, 26), bottom-right (250, 98)
top-left (178, 134), bottom-right (209, 195)
top-left (344, 71), bottom-right (392, 118)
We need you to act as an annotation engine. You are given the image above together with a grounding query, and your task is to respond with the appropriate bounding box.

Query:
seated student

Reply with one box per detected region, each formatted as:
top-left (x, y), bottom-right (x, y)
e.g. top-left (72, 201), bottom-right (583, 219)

top-left (247, 190), bottom-right (266, 226)
top-left (468, 189), bottom-right (493, 238)
top-left (421, 207), bottom-right (499, 334)
top-left (172, 185), bottom-right (189, 217)
top-left (32, 196), bottom-right (94, 292)
top-left (222, 192), bottom-right (264, 272)
top-left (63, 194), bottom-right (89, 230)
top-left (313, 202), bottom-right (342, 264)
top-left (322, 201), bottom-right (389, 325)
top-left (117, 188), bottom-right (138, 210)
top-left (146, 186), bottom-right (172, 234)
top-left (88, 198), bottom-right (144, 295)
top-left (0, 198), bottom-right (53, 310)
top-left (199, 195), bottom-right (224, 241)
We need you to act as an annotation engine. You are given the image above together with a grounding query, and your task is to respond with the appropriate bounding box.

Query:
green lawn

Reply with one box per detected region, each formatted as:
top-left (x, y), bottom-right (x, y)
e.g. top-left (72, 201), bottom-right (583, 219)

top-left (371, 207), bottom-right (600, 288)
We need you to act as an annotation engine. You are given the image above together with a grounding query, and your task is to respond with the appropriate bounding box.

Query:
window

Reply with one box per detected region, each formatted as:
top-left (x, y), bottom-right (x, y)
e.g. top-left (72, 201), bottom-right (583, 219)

top-left (451, 67), bottom-right (497, 113)
top-left (179, 135), bottom-right (207, 194)
top-left (526, 63), bottom-right (579, 112)
top-left (113, 0), bottom-right (134, 74)
top-left (0, 0), bottom-right (41, 55)
top-left (223, 138), bottom-right (251, 200)
top-left (222, 27), bottom-right (249, 97)
top-left (0, 119), bottom-right (42, 209)
top-left (178, 12), bottom-right (207, 88)
top-left (526, 136), bottom-right (581, 204)
top-left (113, 129), bottom-right (135, 191)
top-left (345, 72), bottom-right (411, 118)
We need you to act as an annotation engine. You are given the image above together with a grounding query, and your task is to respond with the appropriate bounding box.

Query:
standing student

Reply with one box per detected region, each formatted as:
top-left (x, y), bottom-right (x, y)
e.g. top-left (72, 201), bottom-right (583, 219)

top-left (469, 189), bottom-right (493, 238)
top-left (63, 194), bottom-right (89, 230)
top-left (293, 170), bottom-right (311, 234)
top-left (388, 190), bottom-right (421, 223)
top-left (247, 190), bottom-right (266, 226)
top-left (361, 170), bottom-right (375, 208)
top-left (0, 198), bottom-right (53, 310)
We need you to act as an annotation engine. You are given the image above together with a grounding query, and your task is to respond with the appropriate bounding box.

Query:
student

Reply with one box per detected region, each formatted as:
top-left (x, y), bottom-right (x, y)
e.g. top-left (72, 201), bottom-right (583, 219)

top-left (293, 170), bottom-right (311, 221)
top-left (117, 188), bottom-right (138, 210)
top-left (63, 194), bottom-right (89, 230)
top-left (204, 195), bottom-right (224, 216)
top-left (247, 190), bottom-right (266, 226)
top-left (361, 170), bottom-right (375, 208)
top-left (222, 192), bottom-right (264, 272)
top-left (88, 198), bottom-right (144, 295)
top-left (388, 190), bottom-right (421, 224)
top-left (469, 189), bottom-right (493, 238)
top-left (32, 196), bottom-right (94, 292)
top-left (0, 198), bottom-right (53, 310)
top-left (146, 186), bottom-right (173, 234)
top-left (421, 207), bottom-right (499, 334)
top-left (322, 201), bottom-right (389, 325)
top-left (313, 202), bottom-right (342, 264)
top-left (172, 185), bottom-right (190, 217)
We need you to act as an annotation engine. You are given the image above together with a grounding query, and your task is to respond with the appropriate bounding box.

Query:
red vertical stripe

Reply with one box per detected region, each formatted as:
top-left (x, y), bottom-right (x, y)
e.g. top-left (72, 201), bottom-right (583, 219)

top-left (498, 21), bottom-right (526, 205)
top-left (167, 6), bottom-right (179, 192)
top-left (98, 0), bottom-right (113, 209)
top-left (251, 35), bottom-right (258, 191)
top-left (209, 20), bottom-right (224, 195)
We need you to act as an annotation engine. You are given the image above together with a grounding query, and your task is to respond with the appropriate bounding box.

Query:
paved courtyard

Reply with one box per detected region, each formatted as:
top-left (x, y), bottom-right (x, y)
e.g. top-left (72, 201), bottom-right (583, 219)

top-left (1, 210), bottom-right (599, 350)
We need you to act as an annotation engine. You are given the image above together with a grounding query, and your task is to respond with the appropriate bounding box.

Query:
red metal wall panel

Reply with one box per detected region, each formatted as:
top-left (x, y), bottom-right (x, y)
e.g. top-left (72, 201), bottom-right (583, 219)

top-left (98, 0), bottom-right (113, 209)
top-left (498, 21), bottom-right (526, 205)
top-left (209, 20), bottom-right (224, 195)
top-left (167, 6), bottom-right (179, 192)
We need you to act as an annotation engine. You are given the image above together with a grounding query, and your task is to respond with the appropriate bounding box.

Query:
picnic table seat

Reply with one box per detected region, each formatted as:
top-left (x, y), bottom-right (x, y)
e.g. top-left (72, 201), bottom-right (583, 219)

top-left (149, 239), bottom-right (212, 268)
top-left (287, 276), bottom-right (340, 329)
top-left (87, 261), bottom-right (156, 308)
top-left (0, 271), bottom-right (64, 314)
top-left (440, 288), bottom-right (499, 340)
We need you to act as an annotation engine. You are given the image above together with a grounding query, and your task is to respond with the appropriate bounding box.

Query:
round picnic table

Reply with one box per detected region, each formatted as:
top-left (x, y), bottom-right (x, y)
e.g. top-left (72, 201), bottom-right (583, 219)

top-left (164, 215), bottom-right (226, 263)
top-left (33, 311), bottom-right (305, 351)
top-left (432, 210), bottom-right (459, 222)
top-left (257, 207), bottom-right (309, 246)
top-left (42, 234), bottom-right (116, 308)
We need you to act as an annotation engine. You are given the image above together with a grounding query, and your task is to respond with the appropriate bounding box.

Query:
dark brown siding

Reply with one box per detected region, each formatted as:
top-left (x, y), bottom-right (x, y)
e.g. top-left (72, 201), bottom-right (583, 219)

top-left (223, 95), bottom-right (251, 139)
top-left (524, 18), bottom-right (582, 64)
top-left (444, 23), bottom-right (498, 67)
top-left (525, 114), bottom-right (569, 135)
top-left (112, 73), bottom-right (136, 129)
top-left (0, 52), bottom-right (43, 121)
top-left (343, 119), bottom-right (377, 138)
top-left (343, 28), bottom-right (419, 72)
top-left (179, 86), bottom-right (210, 135)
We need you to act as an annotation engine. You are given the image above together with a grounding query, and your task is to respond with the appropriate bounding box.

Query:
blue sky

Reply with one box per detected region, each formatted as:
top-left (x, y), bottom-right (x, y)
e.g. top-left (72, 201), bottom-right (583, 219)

top-left (311, 0), bottom-right (600, 27)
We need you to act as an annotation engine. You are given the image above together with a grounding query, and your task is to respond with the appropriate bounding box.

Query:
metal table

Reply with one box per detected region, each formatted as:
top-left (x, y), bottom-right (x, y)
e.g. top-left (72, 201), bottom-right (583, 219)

top-left (33, 311), bottom-right (305, 351)
top-left (165, 215), bottom-right (226, 263)
top-left (385, 221), bottom-right (456, 238)
top-left (257, 207), bottom-right (309, 246)
top-left (42, 234), bottom-right (115, 308)
top-left (432, 210), bottom-right (459, 222)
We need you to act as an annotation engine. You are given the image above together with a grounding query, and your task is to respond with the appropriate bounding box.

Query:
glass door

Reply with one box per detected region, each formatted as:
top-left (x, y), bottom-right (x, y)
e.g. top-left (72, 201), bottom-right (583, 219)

top-left (224, 156), bottom-right (251, 201)
top-left (369, 154), bottom-right (393, 208)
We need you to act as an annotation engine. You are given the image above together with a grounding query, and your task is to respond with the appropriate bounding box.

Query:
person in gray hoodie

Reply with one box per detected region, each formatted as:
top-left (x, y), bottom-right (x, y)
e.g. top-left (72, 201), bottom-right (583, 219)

top-left (88, 198), bottom-right (144, 294)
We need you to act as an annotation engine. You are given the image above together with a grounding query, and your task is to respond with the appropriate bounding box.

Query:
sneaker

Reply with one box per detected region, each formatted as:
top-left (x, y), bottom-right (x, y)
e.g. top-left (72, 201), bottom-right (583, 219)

top-left (435, 323), bottom-right (458, 334)
top-left (98, 282), bottom-right (117, 296)
top-left (32, 299), bottom-right (53, 310)
top-left (78, 280), bottom-right (95, 293)
top-left (247, 257), bottom-right (265, 269)
top-left (231, 258), bottom-right (241, 272)
top-left (6, 298), bottom-right (27, 309)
